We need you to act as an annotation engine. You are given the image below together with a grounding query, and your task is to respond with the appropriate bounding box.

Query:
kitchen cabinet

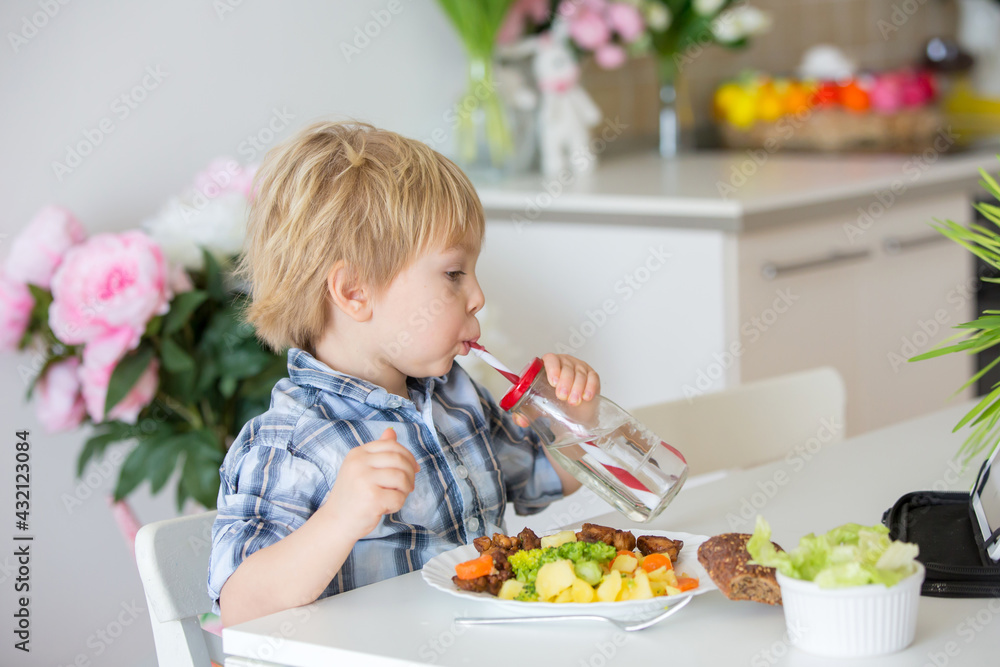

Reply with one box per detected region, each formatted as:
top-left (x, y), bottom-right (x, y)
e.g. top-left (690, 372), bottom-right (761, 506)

top-left (737, 193), bottom-right (974, 434)
top-left (473, 150), bottom-right (994, 437)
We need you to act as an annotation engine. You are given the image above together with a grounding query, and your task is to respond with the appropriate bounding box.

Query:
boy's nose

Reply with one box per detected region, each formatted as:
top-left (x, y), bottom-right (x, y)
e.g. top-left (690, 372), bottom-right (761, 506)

top-left (468, 279), bottom-right (485, 315)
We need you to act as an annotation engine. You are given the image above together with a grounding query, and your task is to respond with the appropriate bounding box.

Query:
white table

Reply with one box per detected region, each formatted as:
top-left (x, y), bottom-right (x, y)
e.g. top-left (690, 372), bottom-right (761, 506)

top-left (223, 400), bottom-right (1000, 666)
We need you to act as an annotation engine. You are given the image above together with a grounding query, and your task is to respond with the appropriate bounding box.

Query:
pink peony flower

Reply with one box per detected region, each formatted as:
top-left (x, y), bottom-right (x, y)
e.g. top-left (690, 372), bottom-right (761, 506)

top-left (34, 357), bottom-right (86, 433)
top-left (607, 3), bottom-right (644, 42)
top-left (0, 270), bottom-right (34, 352)
top-left (498, 0), bottom-right (552, 44)
top-left (167, 263), bottom-right (194, 294)
top-left (568, 7), bottom-right (611, 50)
top-left (79, 328), bottom-right (159, 424)
top-left (6, 205), bottom-right (86, 290)
top-left (193, 157), bottom-right (258, 200)
top-left (595, 43), bottom-right (627, 69)
top-left (49, 231), bottom-right (171, 349)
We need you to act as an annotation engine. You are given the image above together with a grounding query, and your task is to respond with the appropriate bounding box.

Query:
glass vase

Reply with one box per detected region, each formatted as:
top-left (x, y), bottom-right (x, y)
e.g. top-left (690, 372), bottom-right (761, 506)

top-left (658, 65), bottom-right (696, 157)
top-left (454, 54), bottom-right (517, 181)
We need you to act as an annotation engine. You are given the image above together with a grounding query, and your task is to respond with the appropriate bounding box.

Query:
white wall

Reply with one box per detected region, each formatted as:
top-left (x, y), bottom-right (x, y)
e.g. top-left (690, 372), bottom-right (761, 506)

top-left (0, 2), bottom-right (472, 666)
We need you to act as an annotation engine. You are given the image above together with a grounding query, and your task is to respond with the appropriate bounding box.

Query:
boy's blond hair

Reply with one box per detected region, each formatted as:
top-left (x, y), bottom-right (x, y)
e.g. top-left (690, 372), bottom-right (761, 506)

top-left (235, 119), bottom-right (486, 355)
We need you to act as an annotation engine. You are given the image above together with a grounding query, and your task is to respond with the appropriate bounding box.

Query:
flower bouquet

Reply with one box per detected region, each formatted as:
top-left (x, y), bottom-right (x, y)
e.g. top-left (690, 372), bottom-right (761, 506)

top-left (0, 159), bottom-right (287, 510)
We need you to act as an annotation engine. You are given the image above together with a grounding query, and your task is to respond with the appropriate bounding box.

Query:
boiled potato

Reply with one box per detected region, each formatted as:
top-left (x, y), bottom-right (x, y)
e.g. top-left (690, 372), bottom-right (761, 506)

top-left (536, 559), bottom-right (576, 600)
top-left (664, 585), bottom-right (681, 596)
top-left (553, 587), bottom-right (574, 603)
top-left (497, 579), bottom-right (524, 600)
top-left (647, 566), bottom-right (670, 582)
top-left (596, 569), bottom-right (622, 602)
top-left (650, 580), bottom-right (668, 597)
top-left (540, 530), bottom-right (577, 549)
top-left (611, 553), bottom-right (638, 574)
top-left (625, 569), bottom-right (654, 600)
top-left (571, 578), bottom-right (596, 603)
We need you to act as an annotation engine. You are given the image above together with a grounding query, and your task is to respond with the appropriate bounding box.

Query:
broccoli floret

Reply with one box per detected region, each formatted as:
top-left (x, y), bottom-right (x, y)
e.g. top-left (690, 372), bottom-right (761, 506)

top-left (509, 547), bottom-right (561, 582)
top-left (555, 541), bottom-right (616, 564)
top-left (514, 582), bottom-right (538, 601)
top-left (509, 542), bottom-right (617, 584)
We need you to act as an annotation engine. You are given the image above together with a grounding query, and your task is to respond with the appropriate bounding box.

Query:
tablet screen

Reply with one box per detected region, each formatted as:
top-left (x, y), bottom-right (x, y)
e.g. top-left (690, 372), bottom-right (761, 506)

top-left (972, 446), bottom-right (1000, 562)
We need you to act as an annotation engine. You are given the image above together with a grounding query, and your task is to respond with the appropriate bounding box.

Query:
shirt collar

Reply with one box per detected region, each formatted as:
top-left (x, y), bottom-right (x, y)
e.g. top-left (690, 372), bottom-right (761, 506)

top-left (286, 348), bottom-right (448, 409)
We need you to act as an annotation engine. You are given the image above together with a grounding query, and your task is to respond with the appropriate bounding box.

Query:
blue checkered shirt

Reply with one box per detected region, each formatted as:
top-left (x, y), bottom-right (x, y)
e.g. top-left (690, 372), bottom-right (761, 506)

top-left (207, 347), bottom-right (563, 614)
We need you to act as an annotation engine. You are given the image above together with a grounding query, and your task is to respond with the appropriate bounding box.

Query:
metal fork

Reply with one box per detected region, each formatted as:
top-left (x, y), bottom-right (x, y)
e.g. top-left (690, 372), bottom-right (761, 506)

top-left (455, 594), bottom-right (692, 632)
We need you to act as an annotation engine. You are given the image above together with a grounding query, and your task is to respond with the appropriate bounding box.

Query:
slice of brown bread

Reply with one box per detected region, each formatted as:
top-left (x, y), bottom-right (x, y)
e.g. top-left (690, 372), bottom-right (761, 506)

top-left (697, 533), bottom-right (783, 606)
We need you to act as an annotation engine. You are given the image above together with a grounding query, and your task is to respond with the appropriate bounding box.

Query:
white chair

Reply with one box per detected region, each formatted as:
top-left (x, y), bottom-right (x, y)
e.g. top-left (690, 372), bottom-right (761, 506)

top-left (508, 366), bottom-right (846, 532)
top-left (629, 366), bottom-right (847, 476)
top-left (135, 510), bottom-right (223, 667)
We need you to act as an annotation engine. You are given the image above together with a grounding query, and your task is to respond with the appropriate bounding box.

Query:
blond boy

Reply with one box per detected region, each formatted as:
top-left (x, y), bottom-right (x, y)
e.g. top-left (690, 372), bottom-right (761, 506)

top-left (208, 120), bottom-right (599, 627)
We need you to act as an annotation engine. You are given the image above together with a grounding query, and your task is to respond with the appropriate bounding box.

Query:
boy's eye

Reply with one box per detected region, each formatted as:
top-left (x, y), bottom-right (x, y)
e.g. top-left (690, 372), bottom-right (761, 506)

top-left (446, 271), bottom-right (465, 282)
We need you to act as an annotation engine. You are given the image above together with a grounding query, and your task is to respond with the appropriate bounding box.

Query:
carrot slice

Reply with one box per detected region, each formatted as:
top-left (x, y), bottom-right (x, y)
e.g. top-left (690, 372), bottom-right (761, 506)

top-left (455, 553), bottom-right (494, 580)
top-left (676, 575), bottom-right (699, 592)
top-left (640, 553), bottom-right (673, 573)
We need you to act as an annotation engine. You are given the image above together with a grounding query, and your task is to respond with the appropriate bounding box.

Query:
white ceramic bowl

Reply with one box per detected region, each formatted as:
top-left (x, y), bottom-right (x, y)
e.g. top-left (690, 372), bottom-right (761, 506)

top-left (776, 563), bottom-right (925, 658)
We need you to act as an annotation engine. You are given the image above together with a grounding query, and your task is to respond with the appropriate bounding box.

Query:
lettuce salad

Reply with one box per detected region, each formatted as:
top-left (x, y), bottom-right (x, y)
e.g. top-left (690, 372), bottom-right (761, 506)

top-left (746, 516), bottom-right (920, 588)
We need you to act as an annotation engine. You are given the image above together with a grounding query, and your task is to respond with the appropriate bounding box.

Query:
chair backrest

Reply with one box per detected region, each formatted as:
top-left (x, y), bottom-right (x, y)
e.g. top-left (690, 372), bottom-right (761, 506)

top-left (135, 510), bottom-right (222, 667)
top-left (628, 367), bottom-right (846, 476)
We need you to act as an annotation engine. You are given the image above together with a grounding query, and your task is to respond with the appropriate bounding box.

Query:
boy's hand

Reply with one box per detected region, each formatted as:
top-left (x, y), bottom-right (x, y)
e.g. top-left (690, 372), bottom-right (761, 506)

top-left (512, 354), bottom-right (600, 428)
top-left (319, 427), bottom-right (420, 539)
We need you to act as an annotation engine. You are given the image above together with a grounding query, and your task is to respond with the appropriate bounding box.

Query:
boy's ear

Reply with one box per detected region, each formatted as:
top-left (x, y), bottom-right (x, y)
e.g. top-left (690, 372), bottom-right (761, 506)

top-left (326, 261), bottom-right (372, 322)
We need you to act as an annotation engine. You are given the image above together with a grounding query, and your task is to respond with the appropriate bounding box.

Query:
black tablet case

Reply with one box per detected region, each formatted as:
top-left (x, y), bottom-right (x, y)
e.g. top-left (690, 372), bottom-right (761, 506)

top-left (883, 483), bottom-right (1000, 597)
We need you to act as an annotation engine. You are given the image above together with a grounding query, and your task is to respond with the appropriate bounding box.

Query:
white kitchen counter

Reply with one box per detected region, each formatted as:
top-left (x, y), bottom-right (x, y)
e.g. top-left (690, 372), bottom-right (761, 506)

top-left (474, 147), bottom-right (1000, 231)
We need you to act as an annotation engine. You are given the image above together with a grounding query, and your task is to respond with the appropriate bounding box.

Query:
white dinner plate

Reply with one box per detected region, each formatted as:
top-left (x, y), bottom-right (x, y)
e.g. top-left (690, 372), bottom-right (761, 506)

top-left (421, 529), bottom-right (718, 618)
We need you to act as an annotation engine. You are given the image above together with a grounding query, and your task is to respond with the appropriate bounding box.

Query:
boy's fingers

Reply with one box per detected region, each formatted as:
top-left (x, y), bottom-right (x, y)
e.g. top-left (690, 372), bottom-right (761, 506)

top-left (568, 368), bottom-right (590, 405)
top-left (365, 437), bottom-right (420, 472)
top-left (372, 467), bottom-right (415, 495)
top-left (381, 427), bottom-right (398, 441)
top-left (365, 451), bottom-right (419, 475)
top-left (513, 414), bottom-right (529, 428)
top-left (584, 369), bottom-right (600, 401)
top-left (557, 356), bottom-right (579, 401)
top-left (541, 353), bottom-right (562, 387)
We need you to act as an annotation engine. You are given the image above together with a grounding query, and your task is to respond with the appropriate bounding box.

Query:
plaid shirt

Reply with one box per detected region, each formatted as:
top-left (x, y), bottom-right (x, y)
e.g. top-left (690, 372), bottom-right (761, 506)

top-left (207, 347), bottom-right (563, 614)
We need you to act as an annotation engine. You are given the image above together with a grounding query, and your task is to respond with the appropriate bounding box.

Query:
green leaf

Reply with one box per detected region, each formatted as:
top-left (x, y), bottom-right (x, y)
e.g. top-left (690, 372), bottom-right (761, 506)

top-left (144, 315), bottom-right (163, 338)
top-left (113, 439), bottom-right (155, 501)
top-left (146, 433), bottom-right (186, 494)
top-left (162, 290), bottom-right (209, 336)
top-left (202, 248), bottom-right (226, 302)
top-left (105, 342), bottom-right (155, 417)
top-left (160, 336), bottom-right (195, 373)
top-left (179, 429), bottom-right (225, 509)
top-left (76, 423), bottom-right (136, 477)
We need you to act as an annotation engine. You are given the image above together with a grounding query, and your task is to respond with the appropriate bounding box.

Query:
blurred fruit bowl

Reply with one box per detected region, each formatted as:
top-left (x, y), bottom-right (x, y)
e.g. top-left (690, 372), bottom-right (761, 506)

top-left (713, 69), bottom-right (949, 153)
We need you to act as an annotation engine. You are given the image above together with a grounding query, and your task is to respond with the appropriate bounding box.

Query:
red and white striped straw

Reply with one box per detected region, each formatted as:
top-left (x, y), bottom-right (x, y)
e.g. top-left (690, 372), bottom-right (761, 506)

top-left (467, 342), bottom-right (520, 384)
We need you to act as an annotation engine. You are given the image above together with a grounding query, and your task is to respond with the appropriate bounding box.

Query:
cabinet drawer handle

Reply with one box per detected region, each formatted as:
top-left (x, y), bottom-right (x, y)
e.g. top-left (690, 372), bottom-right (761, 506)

top-left (882, 233), bottom-right (949, 255)
top-left (761, 249), bottom-right (871, 280)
